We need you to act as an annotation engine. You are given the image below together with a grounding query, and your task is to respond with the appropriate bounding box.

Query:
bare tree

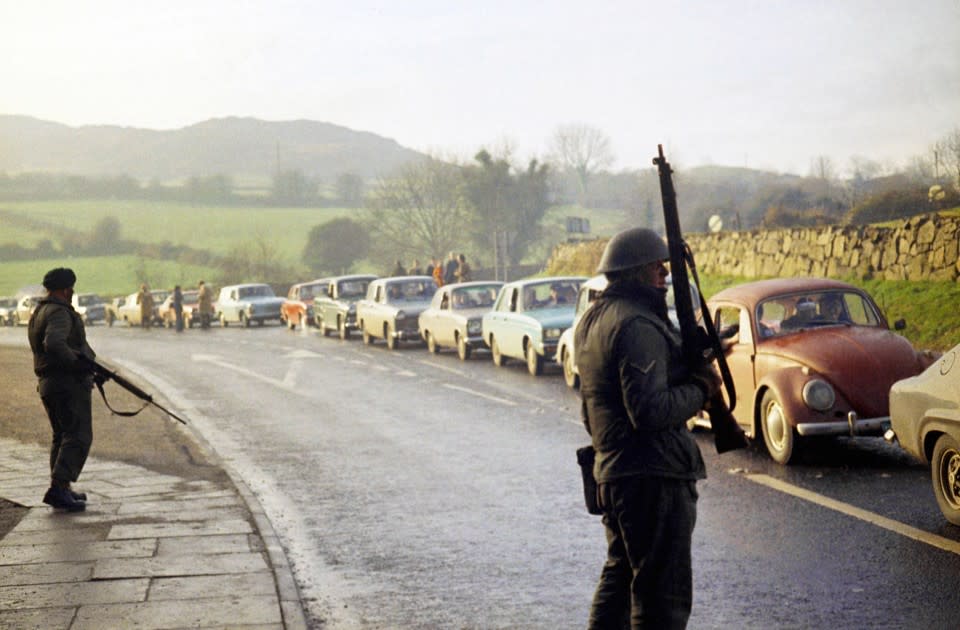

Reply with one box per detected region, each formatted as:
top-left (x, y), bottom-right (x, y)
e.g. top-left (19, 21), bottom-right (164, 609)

top-left (364, 157), bottom-right (471, 269)
top-left (548, 123), bottom-right (614, 204)
top-left (934, 127), bottom-right (960, 192)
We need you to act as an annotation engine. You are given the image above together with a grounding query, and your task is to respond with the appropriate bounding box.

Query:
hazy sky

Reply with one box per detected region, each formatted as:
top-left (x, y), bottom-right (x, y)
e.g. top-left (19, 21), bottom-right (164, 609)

top-left (2, 0), bottom-right (958, 175)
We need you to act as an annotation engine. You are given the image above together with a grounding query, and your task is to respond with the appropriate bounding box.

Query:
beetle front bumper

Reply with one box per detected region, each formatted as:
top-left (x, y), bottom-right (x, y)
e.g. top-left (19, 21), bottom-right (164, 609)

top-left (796, 412), bottom-right (891, 437)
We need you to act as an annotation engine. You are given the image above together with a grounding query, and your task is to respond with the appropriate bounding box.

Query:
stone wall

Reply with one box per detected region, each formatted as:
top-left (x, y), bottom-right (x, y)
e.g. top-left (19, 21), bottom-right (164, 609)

top-left (550, 213), bottom-right (960, 282)
top-left (685, 212), bottom-right (959, 281)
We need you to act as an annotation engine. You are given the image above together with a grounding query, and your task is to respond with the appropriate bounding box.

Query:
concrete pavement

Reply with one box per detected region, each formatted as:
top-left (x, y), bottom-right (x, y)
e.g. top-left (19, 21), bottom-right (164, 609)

top-left (0, 437), bottom-right (307, 629)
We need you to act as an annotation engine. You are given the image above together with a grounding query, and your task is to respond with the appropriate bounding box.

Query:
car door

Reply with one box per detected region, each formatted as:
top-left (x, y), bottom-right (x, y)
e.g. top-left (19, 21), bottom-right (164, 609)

top-left (499, 285), bottom-right (529, 359)
top-left (420, 287), bottom-right (445, 343)
top-left (715, 304), bottom-right (756, 429)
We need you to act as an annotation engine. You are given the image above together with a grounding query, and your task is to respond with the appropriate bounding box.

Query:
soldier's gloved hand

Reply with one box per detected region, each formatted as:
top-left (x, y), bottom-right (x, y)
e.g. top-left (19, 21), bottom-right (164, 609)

top-left (690, 363), bottom-right (722, 401)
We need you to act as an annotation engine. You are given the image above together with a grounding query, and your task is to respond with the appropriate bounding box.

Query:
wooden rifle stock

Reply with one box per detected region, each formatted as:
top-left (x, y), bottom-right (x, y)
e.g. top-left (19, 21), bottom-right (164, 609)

top-left (654, 145), bottom-right (748, 453)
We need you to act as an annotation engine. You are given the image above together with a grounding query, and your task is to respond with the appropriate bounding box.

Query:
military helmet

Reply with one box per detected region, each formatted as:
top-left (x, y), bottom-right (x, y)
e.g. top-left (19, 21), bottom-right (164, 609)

top-left (596, 228), bottom-right (669, 273)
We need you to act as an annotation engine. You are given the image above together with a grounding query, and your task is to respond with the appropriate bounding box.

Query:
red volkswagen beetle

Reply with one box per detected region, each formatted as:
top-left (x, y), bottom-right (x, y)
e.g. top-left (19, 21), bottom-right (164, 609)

top-left (706, 278), bottom-right (936, 464)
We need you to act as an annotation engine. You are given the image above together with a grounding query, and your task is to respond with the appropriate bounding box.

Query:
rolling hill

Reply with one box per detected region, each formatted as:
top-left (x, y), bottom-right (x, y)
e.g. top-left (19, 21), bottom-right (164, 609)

top-left (0, 115), bottom-right (426, 181)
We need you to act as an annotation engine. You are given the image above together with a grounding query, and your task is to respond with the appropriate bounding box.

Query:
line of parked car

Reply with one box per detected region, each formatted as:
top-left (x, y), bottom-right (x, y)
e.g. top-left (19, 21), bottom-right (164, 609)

top-left (6, 271), bottom-right (956, 521)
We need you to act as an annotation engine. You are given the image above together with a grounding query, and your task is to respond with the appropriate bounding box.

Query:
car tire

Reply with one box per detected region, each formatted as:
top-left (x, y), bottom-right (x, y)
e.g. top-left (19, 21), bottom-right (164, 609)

top-left (362, 324), bottom-right (373, 345)
top-left (932, 433), bottom-right (960, 526)
top-left (386, 324), bottom-right (397, 350)
top-left (426, 332), bottom-right (439, 354)
top-left (287, 314), bottom-right (296, 330)
top-left (761, 389), bottom-right (797, 465)
top-left (339, 317), bottom-right (350, 340)
top-left (457, 333), bottom-right (471, 361)
top-left (240, 312), bottom-right (250, 328)
top-left (491, 337), bottom-right (506, 367)
top-left (526, 342), bottom-right (543, 376)
top-left (562, 348), bottom-right (579, 389)
top-left (220, 313), bottom-right (229, 328)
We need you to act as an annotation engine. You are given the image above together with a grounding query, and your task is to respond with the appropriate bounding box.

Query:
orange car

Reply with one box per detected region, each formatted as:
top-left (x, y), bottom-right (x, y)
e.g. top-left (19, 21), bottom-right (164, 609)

top-left (706, 277), bottom-right (936, 464)
top-left (281, 279), bottom-right (331, 330)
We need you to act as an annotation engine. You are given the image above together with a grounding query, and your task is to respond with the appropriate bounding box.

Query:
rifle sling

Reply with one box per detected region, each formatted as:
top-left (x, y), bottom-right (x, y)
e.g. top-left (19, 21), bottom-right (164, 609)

top-left (94, 379), bottom-right (150, 417)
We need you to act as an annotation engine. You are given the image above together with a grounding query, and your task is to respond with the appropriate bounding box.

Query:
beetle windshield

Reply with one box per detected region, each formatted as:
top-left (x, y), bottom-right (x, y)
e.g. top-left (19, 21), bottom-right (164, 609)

top-left (756, 290), bottom-right (881, 338)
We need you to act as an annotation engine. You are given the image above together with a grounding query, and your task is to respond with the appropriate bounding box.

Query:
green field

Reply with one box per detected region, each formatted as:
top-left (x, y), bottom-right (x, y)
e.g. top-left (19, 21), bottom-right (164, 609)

top-left (0, 256), bottom-right (218, 298)
top-left (0, 200), bottom-right (358, 263)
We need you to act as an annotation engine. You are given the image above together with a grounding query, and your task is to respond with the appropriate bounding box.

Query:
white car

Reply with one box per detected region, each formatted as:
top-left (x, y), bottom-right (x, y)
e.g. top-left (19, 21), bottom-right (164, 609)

top-left (556, 274), bottom-right (694, 388)
top-left (216, 283), bottom-right (285, 327)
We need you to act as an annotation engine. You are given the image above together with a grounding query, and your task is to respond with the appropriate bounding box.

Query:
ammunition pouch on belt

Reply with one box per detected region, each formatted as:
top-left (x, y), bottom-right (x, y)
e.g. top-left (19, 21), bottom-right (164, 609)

top-left (576, 445), bottom-right (602, 515)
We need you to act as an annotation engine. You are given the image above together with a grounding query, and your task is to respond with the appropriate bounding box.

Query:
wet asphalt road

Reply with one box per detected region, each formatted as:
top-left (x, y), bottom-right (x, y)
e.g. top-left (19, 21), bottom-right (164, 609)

top-left (5, 322), bottom-right (958, 628)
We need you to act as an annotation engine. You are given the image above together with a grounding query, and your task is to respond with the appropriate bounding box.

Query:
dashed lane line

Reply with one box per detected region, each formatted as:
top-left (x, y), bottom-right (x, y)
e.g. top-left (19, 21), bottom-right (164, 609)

top-left (442, 384), bottom-right (518, 407)
top-left (744, 473), bottom-right (960, 556)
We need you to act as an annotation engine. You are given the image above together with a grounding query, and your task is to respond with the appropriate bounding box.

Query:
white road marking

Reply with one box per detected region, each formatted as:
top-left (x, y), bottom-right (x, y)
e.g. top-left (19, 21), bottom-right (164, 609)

top-left (744, 473), bottom-right (960, 556)
top-left (417, 360), bottom-right (468, 377)
top-left (442, 384), bottom-right (518, 406)
top-left (193, 354), bottom-right (287, 389)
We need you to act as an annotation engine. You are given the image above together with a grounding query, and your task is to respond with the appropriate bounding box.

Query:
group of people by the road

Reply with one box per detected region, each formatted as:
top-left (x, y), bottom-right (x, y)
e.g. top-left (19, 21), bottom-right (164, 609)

top-left (132, 279), bottom-right (214, 331)
top-left (391, 251), bottom-right (472, 286)
top-left (27, 226), bottom-right (719, 627)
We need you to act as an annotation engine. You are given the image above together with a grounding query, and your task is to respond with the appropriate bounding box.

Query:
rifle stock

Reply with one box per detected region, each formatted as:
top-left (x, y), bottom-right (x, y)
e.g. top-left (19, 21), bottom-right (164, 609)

top-left (654, 145), bottom-right (748, 453)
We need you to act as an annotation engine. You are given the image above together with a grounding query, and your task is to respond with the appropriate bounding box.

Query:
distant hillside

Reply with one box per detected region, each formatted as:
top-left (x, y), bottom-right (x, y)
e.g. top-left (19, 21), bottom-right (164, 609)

top-left (0, 115), bottom-right (426, 181)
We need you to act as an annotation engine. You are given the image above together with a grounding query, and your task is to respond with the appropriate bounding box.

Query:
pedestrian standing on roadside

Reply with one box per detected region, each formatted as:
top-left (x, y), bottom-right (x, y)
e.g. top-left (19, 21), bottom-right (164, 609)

top-left (432, 258), bottom-right (444, 288)
top-left (455, 253), bottom-right (472, 283)
top-left (136, 284), bottom-right (154, 329)
top-left (392, 260), bottom-right (406, 277)
top-left (27, 267), bottom-right (96, 512)
top-left (172, 285), bottom-right (184, 332)
top-left (444, 251), bottom-right (458, 285)
top-left (576, 228), bottom-right (719, 629)
top-left (408, 259), bottom-right (423, 276)
top-left (425, 257), bottom-right (436, 279)
top-left (197, 280), bottom-right (213, 329)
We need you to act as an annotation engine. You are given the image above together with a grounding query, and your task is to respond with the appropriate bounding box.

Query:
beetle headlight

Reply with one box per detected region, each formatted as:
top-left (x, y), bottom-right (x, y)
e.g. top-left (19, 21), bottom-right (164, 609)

top-left (802, 379), bottom-right (835, 411)
top-left (467, 319), bottom-right (482, 335)
top-left (543, 327), bottom-right (563, 340)
top-left (396, 310), bottom-right (406, 321)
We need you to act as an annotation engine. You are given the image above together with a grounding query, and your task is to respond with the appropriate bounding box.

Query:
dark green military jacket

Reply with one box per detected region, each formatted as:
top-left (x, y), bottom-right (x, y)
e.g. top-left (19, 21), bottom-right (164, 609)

top-left (575, 283), bottom-right (706, 483)
top-left (28, 296), bottom-right (96, 396)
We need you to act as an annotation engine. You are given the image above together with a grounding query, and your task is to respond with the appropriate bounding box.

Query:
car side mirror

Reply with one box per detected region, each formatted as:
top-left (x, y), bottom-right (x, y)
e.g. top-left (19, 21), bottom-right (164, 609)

top-left (894, 318), bottom-right (906, 331)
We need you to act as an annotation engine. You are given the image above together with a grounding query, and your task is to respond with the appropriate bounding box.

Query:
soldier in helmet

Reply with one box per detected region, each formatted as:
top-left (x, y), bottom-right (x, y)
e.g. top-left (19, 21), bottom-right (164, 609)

top-left (27, 267), bottom-right (97, 512)
top-left (575, 227), bottom-right (720, 629)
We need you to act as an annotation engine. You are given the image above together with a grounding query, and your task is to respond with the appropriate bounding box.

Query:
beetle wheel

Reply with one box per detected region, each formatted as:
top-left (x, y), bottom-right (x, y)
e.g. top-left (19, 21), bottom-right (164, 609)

top-left (933, 433), bottom-right (960, 525)
top-left (761, 390), bottom-right (796, 465)
top-left (339, 317), bottom-right (350, 340)
top-left (386, 324), bottom-right (397, 350)
top-left (362, 323), bottom-right (373, 345)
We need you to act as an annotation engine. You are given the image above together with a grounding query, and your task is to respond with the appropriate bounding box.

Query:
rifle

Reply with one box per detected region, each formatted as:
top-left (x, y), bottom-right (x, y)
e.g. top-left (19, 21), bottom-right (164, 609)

top-left (83, 357), bottom-right (188, 425)
top-left (653, 145), bottom-right (748, 453)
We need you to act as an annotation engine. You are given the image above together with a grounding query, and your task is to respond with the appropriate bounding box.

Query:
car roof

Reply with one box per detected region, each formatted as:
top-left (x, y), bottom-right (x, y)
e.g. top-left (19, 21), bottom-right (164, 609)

top-left (504, 276), bottom-right (587, 287)
top-left (709, 277), bottom-right (858, 307)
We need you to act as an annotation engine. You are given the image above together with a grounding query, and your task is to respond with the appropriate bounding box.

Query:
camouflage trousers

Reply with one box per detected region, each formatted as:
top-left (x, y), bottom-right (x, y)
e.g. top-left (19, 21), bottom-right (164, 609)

top-left (588, 476), bottom-right (698, 630)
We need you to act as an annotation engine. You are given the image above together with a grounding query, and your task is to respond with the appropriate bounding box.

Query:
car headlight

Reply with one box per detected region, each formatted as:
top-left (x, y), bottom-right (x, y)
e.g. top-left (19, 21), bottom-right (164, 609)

top-left (467, 320), bottom-right (482, 335)
top-left (802, 379), bottom-right (835, 411)
top-left (348, 304), bottom-right (356, 313)
top-left (543, 327), bottom-right (563, 340)
top-left (396, 310), bottom-right (406, 321)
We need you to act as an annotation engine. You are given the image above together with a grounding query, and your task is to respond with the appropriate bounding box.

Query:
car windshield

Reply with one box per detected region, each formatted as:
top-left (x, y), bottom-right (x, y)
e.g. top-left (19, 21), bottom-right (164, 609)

top-left (0, 298), bottom-right (16, 308)
top-left (756, 290), bottom-right (880, 338)
top-left (521, 280), bottom-right (580, 311)
top-left (300, 284), bottom-right (325, 299)
top-left (385, 280), bottom-right (436, 302)
top-left (339, 280), bottom-right (370, 298)
top-left (451, 285), bottom-right (500, 309)
top-left (182, 291), bottom-right (199, 302)
top-left (78, 295), bottom-right (102, 306)
top-left (239, 285), bottom-right (275, 299)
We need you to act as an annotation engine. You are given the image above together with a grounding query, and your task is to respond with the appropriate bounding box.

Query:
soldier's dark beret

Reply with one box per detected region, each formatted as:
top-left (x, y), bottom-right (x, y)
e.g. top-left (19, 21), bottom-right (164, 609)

top-left (42, 267), bottom-right (77, 291)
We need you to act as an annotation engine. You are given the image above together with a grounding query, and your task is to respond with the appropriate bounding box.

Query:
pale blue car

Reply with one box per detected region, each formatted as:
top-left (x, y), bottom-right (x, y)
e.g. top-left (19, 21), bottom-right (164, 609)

top-left (481, 276), bottom-right (586, 376)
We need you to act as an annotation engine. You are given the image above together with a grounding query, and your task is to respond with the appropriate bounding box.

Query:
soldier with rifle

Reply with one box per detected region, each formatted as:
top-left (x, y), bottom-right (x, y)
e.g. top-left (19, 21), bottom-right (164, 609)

top-left (29, 268), bottom-right (190, 513)
top-left (576, 228), bottom-right (720, 629)
top-left (577, 147), bottom-right (748, 629)
top-left (28, 268), bottom-right (97, 512)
